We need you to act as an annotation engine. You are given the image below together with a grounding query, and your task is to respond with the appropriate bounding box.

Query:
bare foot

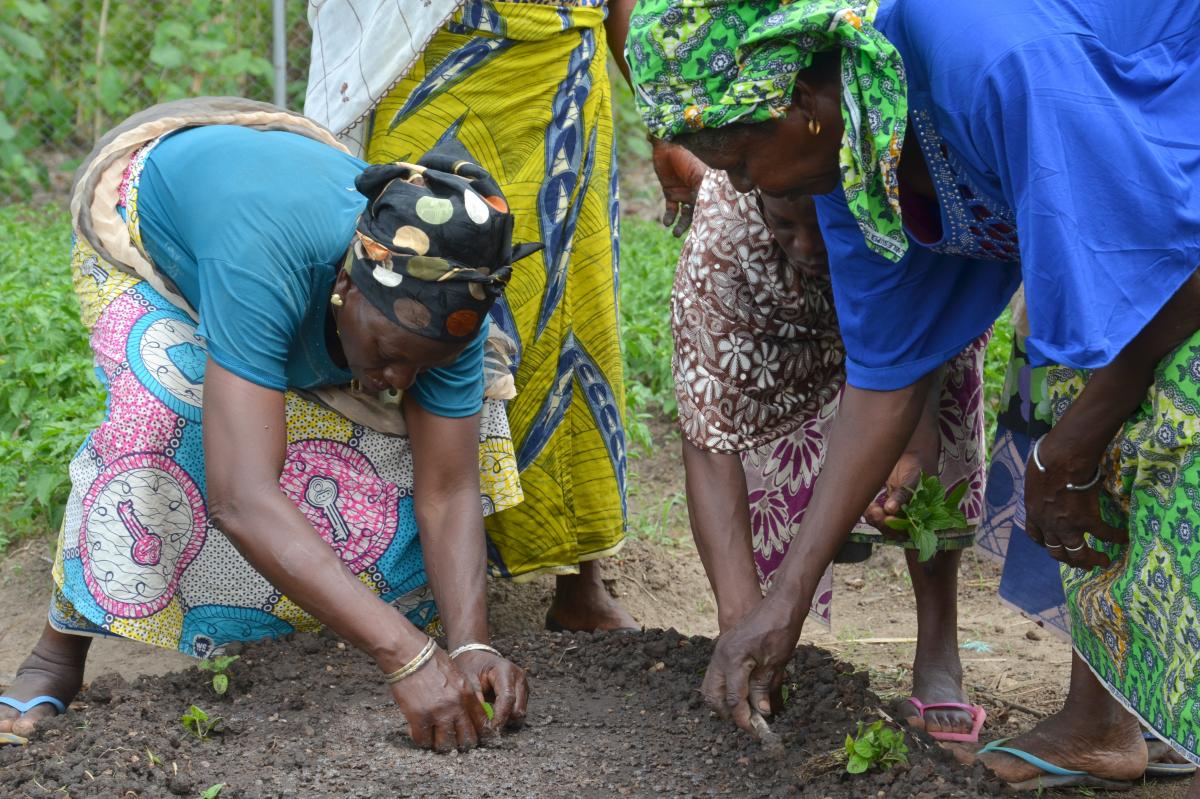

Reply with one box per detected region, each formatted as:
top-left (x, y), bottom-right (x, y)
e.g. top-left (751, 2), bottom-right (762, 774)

top-left (972, 704), bottom-right (1146, 785)
top-left (546, 560), bottom-right (637, 632)
top-left (0, 625), bottom-right (90, 739)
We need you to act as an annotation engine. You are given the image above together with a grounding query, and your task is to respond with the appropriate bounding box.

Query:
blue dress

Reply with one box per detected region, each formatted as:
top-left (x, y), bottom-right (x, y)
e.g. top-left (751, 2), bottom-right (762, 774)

top-left (817, 0), bottom-right (1200, 390)
top-left (812, 0), bottom-right (1200, 762)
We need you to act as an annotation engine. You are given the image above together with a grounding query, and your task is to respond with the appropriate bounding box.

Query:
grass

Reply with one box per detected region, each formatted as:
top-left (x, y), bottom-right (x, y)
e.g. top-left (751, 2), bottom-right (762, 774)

top-left (0, 203), bottom-right (103, 552)
top-left (617, 217), bottom-right (682, 452)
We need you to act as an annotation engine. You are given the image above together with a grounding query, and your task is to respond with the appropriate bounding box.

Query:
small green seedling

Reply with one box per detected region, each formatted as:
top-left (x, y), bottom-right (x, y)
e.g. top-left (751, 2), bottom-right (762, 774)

top-left (181, 705), bottom-right (222, 740)
top-left (481, 700), bottom-right (494, 721)
top-left (197, 655), bottom-right (240, 695)
top-left (885, 473), bottom-right (968, 562)
top-left (844, 720), bottom-right (909, 774)
top-left (145, 748), bottom-right (163, 767)
top-left (198, 785), bottom-right (225, 799)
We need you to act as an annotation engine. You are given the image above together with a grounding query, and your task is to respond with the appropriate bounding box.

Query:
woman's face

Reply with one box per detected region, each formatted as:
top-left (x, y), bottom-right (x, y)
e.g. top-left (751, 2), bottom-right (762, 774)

top-left (683, 100), bottom-right (844, 199)
top-left (758, 193), bottom-right (829, 277)
top-left (332, 272), bottom-right (467, 393)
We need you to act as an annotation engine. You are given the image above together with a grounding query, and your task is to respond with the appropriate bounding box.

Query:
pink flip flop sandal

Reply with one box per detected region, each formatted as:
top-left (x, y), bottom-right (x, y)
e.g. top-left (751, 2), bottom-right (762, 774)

top-left (905, 697), bottom-right (987, 743)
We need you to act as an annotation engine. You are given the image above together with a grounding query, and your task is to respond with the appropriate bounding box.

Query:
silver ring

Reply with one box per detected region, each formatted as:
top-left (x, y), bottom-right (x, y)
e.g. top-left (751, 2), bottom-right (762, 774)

top-left (1045, 543), bottom-right (1064, 550)
top-left (1064, 543), bottom-right (1086, 553)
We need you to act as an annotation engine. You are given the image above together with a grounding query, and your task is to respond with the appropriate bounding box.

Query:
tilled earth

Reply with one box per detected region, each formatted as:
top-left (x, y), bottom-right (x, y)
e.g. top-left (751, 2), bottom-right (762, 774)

top-left (1, 629), bottom-right (1003, 798)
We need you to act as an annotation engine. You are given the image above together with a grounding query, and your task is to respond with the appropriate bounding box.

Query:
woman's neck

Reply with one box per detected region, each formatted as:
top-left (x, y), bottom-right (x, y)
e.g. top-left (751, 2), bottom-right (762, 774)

top-left (326, 300), bottom-right (347, 369)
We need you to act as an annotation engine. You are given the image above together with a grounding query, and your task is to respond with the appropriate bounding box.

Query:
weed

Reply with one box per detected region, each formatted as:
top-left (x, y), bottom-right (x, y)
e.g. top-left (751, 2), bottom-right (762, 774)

top-left (628, 490), bottom-right (687, 545)
top-left (780, 682), bottom-right (801, 706)
top-left (180, 705), bottom-right (222, 740)
top-left (198, 785), bottom-right (225, 799)
top-left (145, 748), bottom-right (163, 767)
top-left (617, 218), bottom-right (683, 451)
top-left (197, 655), bottom-right (240, 695)
top-left (0, 204), bottom-right (105, 551)
top-left (885, 473), bottom-right (968, 562)
top-left (982, 308), bottom-right (1015, 452)
top-left (843, 719), bottom-right (909, 774)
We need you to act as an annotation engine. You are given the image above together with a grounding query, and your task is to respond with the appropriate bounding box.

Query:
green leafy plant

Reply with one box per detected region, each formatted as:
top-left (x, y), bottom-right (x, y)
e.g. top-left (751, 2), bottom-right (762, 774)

top-left (181, 704), bottom-right (222, 740)
top-left (844, 720), bottom-right (909, 774)
top-left (885, 472), bottom-right (968, 562)
top-left (481, 700), bottom-right (494, 721)
top-left (197, 655), bottom-right (240, 695)
top-left (198, 785), bottom-right (225, 799)
top-left (0, 205), bottom-right (106, 550)
top-left (617, 218), bottom-right (683, 453)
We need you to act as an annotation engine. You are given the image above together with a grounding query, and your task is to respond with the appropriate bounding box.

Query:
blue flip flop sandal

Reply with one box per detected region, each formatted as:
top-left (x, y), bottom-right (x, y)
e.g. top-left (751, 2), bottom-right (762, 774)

top-left (0, 695), bottom-right (68, 746)
top-left (1143, 731), bottom-right (1198, 778)
top-left (977, 737), bottom-right (1133, 791)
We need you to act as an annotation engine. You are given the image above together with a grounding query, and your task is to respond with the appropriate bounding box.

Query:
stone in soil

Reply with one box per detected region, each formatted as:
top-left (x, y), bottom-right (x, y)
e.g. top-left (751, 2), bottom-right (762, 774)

top-left (0, 629), bottom-right (1003, 798)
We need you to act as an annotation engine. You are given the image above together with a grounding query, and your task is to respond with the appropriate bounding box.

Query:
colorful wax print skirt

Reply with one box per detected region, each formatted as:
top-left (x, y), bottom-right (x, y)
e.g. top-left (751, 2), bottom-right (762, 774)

top-left (982, 327), bottom-right (1200, 765)
top-left (366, 0), bottom-right (626, 579)
top-left (674, 169), bottom-right (987, 627)
top-left (51, 237), bottom-right (523, 659)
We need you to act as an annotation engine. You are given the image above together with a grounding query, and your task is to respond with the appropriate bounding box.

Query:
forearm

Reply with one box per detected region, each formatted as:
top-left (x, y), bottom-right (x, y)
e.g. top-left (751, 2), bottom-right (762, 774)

top-left (681, 439), bottom-right (761, 630)
top-left (213, 488), bottom-right (424, 669)
top-left (604, 0), bottom-right (636, 86)
top-left (1043, 268), bottom-right (1200, 475)
top-left (416, 490), bottom-right (490, 650)
top-left (767, 375), bottom-right (934, 625)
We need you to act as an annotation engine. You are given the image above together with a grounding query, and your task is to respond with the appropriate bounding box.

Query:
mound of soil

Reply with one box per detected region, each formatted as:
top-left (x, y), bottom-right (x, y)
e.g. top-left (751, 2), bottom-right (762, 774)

top-left (1, 630), bottom-right (1002, 798)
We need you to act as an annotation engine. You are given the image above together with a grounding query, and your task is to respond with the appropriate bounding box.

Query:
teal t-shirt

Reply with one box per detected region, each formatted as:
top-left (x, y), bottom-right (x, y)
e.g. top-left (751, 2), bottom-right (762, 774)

top-left (135, 125), bottom-right (485, 418)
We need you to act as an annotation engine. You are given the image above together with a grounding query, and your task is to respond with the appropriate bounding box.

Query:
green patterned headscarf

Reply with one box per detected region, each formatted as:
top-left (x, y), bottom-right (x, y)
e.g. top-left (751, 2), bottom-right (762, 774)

top-left (627, 0), bottom-right (909, 261)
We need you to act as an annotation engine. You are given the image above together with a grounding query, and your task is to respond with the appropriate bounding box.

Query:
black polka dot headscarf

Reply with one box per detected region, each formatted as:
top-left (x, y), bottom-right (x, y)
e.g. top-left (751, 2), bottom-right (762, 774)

top-left (348, 140), bottom-right (542, 342)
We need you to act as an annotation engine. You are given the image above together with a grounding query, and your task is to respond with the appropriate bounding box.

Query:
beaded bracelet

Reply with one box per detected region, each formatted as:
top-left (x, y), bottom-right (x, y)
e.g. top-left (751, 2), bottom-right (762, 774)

top-left (448, 642), bottom-right (502, 660)
top-left (383, 638), bottom-right (437, 684)
top-left (1030, 436), bottom-right (1102, 492)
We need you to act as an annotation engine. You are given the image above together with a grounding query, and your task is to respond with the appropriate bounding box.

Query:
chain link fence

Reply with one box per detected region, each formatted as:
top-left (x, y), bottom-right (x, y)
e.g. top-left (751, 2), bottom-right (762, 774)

top-left (1, 0), bottom-right (314, 201)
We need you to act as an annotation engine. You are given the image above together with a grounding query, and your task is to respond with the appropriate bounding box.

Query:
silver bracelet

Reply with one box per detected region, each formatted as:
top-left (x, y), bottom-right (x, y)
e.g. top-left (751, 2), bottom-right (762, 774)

top-left (1031, 436), bottom-right (1102, 492)
top-left (383, 638), bottom-right (437, 684)
top-left (449, 642), bottom-right (502, 660)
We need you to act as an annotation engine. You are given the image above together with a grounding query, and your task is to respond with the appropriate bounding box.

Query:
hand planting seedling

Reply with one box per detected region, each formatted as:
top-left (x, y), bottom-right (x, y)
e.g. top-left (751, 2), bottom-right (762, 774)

top-left (197, 655), bottom-right (240, 695)
top-left (843, 720), bottom-right (909, 774)
top-left (181, 704), bottom-right (222, 740)
top-left (884, 472), bottom-right (967, 562)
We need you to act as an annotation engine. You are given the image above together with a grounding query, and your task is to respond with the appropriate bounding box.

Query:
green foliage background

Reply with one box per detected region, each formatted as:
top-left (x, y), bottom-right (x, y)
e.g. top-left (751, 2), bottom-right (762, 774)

top-left (0, 204), bottom-right (103, 549)
top-left (1, 0), bottom-right (309, 195)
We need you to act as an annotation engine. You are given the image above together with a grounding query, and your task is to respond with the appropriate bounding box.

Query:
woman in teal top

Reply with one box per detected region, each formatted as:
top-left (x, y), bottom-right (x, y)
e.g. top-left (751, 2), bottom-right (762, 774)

top-left (0, 124), bottom-right (536, 753)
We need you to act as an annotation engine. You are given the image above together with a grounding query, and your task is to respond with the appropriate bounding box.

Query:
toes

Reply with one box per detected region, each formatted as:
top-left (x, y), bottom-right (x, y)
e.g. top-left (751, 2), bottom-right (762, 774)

top-left (11, 717), bottom-right (38, 738)
top-left (897, 700), bottom-right (925, 729)
top-left (7, 705), bottom-right (61, 738)
top-left (927, 710), bottom-right (974, 734)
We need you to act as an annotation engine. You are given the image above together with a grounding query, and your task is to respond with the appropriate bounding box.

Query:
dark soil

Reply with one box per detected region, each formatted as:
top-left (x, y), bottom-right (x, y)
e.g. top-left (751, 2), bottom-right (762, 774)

top-left (1, 629), bottom-right (1003, 798)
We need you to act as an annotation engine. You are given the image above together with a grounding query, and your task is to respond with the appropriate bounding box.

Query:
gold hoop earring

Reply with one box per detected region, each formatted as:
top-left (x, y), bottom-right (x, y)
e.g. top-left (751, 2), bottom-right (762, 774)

top-left (330, 293), bottom-right (344, 307)
top-left (808, 117), bottom-right (821, 136)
